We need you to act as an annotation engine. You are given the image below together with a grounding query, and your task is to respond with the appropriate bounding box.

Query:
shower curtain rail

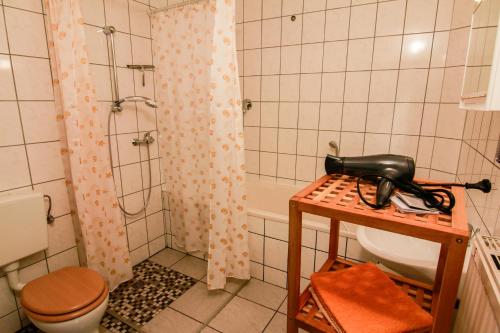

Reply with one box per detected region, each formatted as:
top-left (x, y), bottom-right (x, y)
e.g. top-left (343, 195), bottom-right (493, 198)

top-left (149, 0), bottom-right (206, 15)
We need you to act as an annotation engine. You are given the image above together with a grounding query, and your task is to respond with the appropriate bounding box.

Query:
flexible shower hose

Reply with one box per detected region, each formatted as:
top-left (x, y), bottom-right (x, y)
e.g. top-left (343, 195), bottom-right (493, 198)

top-left (107, 110), bottom-right (153, 216)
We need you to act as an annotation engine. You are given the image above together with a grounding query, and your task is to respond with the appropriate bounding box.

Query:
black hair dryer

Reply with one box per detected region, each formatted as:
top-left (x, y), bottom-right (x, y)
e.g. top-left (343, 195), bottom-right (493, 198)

top-left (325, 154), bottom-right (415, 207)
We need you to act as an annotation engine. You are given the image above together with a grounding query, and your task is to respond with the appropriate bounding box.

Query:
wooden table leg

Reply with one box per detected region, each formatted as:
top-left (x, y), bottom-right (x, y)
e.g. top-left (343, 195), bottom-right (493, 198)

top-left (287, 200), bottom-right (302, 333)
top-left (329, 219), bottom-right (340, 260)
top-left (431, 238), bottom-right (468, 332)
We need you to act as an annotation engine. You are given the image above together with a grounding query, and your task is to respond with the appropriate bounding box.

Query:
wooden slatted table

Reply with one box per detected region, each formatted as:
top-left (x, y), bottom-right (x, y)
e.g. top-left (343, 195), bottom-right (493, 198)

top-left (287, 174), bottom-right (469, 333)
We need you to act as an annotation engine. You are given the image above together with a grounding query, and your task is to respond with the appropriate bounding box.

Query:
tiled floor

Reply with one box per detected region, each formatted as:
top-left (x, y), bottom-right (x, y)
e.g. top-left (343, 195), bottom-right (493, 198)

top-left (18, 248), bottom-right (299, 333)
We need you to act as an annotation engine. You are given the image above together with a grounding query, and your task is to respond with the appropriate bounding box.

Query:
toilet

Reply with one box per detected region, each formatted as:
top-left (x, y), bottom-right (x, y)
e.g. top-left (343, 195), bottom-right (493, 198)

top-left (0, 191), bottom-right (109, 333)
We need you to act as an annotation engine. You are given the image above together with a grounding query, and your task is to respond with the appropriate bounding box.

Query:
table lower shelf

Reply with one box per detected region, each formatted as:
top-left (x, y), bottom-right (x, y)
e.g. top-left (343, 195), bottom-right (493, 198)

top-left (295, 258), bottom-right (434, 333)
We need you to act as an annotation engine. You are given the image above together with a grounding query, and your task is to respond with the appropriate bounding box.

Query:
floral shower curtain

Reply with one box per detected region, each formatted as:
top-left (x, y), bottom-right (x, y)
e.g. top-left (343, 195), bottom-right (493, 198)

top-left (45, 0), bottom-right (133, 290)
top-left (152, 0), bottom-right (249, 289)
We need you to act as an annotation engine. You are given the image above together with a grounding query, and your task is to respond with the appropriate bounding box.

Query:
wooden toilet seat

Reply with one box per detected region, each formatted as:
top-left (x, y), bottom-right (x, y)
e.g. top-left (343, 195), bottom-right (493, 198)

top-left (21, 267), bottom-right (109, 323)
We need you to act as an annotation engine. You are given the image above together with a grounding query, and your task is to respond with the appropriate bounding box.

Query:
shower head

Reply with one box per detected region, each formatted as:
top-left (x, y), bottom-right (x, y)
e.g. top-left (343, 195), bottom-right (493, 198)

top-left (120, 96), bottom-right (158, 108)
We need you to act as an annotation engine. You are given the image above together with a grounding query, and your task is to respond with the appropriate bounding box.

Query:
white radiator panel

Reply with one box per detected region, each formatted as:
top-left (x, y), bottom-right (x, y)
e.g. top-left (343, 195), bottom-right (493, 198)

top-left (454, 237), bottom-right (500, 333)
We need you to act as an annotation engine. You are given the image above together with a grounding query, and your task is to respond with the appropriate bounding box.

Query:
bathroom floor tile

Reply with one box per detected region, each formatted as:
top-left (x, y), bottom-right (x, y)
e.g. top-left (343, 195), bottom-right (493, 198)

top-left (170, 255), bottom-right (208, 280)
top-left (142, 308), bottom-right (203, 333)
top-left (201, 276), bottom-right (248, 294)
top-left (170, 282), bottom-right (233, 323)
top-left (107, 260), bottom-right (196, 327)
top-left (277, 297), bottom-right (287, 314)
top-left (149, 248), bottom-right (185, 268)
top-left (208, 296), bottom-right (275, 333)
top-left (263, 312), bottom-right (286, 333)
top-left (101, 313), bottom-right (139, 333)
top-left (237, 278), bottom-right (287, 310)
top-left (15, 324), bottom-right (42, 333)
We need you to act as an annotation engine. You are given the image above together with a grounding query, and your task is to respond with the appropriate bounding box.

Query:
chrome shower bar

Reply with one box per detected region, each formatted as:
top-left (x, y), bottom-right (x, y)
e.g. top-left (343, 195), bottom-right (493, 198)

top-left (149, 0), bottom-right (205, 15)
top-left (102, 26), bottom-right (120, 109)
top-left (126, 65), bottom-right (155, 71)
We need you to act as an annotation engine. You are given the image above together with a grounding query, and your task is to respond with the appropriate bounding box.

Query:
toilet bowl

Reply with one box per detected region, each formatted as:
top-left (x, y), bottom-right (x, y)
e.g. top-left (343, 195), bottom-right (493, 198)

top-left (21, 266), bottom-right (109, 333)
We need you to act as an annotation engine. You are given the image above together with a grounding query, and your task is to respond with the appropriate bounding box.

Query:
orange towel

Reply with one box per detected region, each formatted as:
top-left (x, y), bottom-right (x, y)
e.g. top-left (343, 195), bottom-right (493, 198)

top-left (310, 263), bottom-right (433, 333)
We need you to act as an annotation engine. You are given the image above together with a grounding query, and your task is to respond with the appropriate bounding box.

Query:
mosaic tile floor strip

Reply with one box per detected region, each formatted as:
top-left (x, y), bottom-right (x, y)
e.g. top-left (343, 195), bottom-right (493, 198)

top-left (101, 313), bottom-right (139, 333)
top-left (15, 324), bottom-right (42, 333)
top-left (106, 260), bottom-right (197, 327)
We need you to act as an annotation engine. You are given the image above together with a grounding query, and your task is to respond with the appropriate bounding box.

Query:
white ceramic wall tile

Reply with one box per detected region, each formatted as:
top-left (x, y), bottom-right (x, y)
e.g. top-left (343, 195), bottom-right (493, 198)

top-left (46, 214), bottom-right (77, 257)
top-left (3, 0), bottom-right (42, 13)
top-left (11, 56), bottom-right (53, 100)
top-left (264, 237), bottom-right (288, 271)
top-left (0, 9), bottom-right (8, 55)
top-left (26, 142), bottom-right (65, 184)
top-left (18, 102), bottom-right (59, 143)
top-left (4, 7), bottom-right (47, 58)
top-left (0, 101), bottom-right (23, 146)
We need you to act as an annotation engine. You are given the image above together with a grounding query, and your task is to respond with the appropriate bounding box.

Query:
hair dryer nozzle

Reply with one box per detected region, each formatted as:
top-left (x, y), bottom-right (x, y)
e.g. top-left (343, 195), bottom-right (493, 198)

top-left (465, 179), bottom-right (492, 193)
top-left (325, 155), bottom-right (344, 174)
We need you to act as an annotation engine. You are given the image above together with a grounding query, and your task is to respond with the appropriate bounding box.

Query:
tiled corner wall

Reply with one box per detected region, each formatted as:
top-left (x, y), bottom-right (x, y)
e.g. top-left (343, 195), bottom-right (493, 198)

top-left (0, 0), bottom-right (172, 331)
top-left (238, 0), bottom-right (472, 185)
top-left (458, 111), bottom-right (500, 237)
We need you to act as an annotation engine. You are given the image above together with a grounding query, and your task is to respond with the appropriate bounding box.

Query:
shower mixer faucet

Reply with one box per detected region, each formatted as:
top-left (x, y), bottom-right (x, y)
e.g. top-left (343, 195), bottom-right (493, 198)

top-left (132, 132), bottom-right (155, 146)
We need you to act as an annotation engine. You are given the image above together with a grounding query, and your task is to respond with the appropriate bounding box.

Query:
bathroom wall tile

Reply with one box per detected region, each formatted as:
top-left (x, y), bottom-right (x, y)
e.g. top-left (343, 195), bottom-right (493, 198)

top-left (400, 33), bottom-right (433, 69)
top-left (426, 68), bottom-right (445, 103)
top-left (89, 64), bottom-right (112, 101)
top-left (396, 69), bottom-right (428, 102)
top-left (340, 132), bottom-right (364, 156)
top-left (147, 211), bottom-right (164, 241)
top-left (347, 38), bottom-right (373, 71)
top-left (3, 0), bottom-right (42, 13)
top-left (0, 146), bottom-right (31, 191)
top-left (319, 103), bottom-right (342, 131)
top-left (81, 0), bottom-right (105, 26)
top-left (18, 101), bottom-right (59, 143)
top-left (441, 66), bottom-right (464, 103)
top-left (435, 104), bottom-right (466, 139)
top-left (435, 0), bottom-right (454, 31)
top-left (124, 192), bottom-right (145, 223)
top-left (0, 9), bottom-right (8, 55)
top-left (244, 21), bottom-right (262, 49)
top-left (321, 73), bottom-right (345, 102)
top-left (300, 74), bottom-right (322, 102)
top-left (281, 14), bottom-right (302, 45)
top-left (0, 101), bottom-right (23, 146)
top-left (114, 32), bottom-right (133, 67)
top-left (301, 246), bottom-right (315, 278)
top-left (46, 214), bottom-right (77, 257)
top-left (245, 150), bottom-right (259, 173)
top-left (84, 25), bottom-right (109, 65)
top-left (131, 36), bottom-right (152, 65)
top-left (404, 0), bottom-right (438, 34)
top-left (323, 41), bottom-right (347, 72)
top-left (148, 236), bottom-right (166, 256)
top-left (34, 179), bottom-right (71, 218)
top-left (145, 185), bottom-right (163, 214)
top-left (265, 220), bottom-right (288, 241)
top-left (369, 70), bottom-right (398, 102)
top-left (279, 74), bottom-right (300, 101)
top-left (244, 76), bottom-right (261, 101)
top-left (372, 35), bottom-right (402, 70)
top-left (431, 32), bottom-right (449, 67)
top-left (304, 0), bottom-right (326, 12)
top-left (4, 7), bottom-right (47, 58)
top-left (263, 266), bottom-right (287, 288)
top-left (260, 127), bottom-right (278, 152)
top-left (317, 131), bottom-right (340, 156)
top-left (282, 0), bottom-right (303, 16)
top-left (244, 49), bottom-right (261, 76)
top-left (262, 48), bottom-right (280, 75)
top-left (262, 18), bottom-right (281, 48)
top-left (261, 75), bottom-right (279, 101)
top-left (130, 244), bottom-right (149, 266)
top-left (117, 133), bottom-right (141, 164)
top-left (0, 278), bottom-right (16, 318)
top-left (349, 4), bottom-right (376, 39)
top-left (420, 104), bottom-right (439, 137)
top-left (129, 0), bottom-right (150, 38)
top-left (325, 8), bottom-right (349, 41)
top-left (389, 134), bottom-right (419, 159)
top-left (392, 103), bottom-right (423, 136)
top-left (280, 45), bottom-right (301, 74)
top-left (297, 130), bottom-right (318, 156)
top-left (431, 138), bottom-right (461, 174)
top-left (364, 133), bottom-right (390, 155)
top-left (250, 261), bottom-right (264, 279)
top-left (315, 250), bottom-right (328, 271)
top-left (416, 136), bottom-right (435, 168)
top-left (249, 233), bottom-right (264, 263)
top-left (301, 43), bottom-right (323, 73)
top-left (302, 11), bottom-right (325, 44)
top-left (263, 0), bottom-right (281, 19)
top-left (278, 102), bottom-right (299, 128)
top-left (261, 102), bottom-right (279, 127)
top-left (244, 127), bottom-right (260, 150)
top-left (375, 0), bottom-right (405, 36)
top-left (327, 0), bottom-right (349, 9)
top-left (295, 155), bottom-right (317, 181)
top-left (26, 142), bottom-right (65, 184)
top-left (127, 218), bottom-right (148, 250)
top-left (259, 152), bottom-right (277, 176)
top-left (344, 71), bottom-right (370, 102)
top-left (366, 103), bottom-right (393, 134)
top-left (105, 0), bottom-right (130, 33)
top-left (11, 56), bottom-right (53, 101)
top-left (264, 237), bottom-right (288, 271)
top-left (244, 0), bottom-right (263, 22)
top-left (120, 162), bottom-right (143, 195)
top-left (244, 102), bottom-right (261, 127)
top-left (342, 103), bottom-right (367, 132)
top-left (277, 153), bottom-right (296, 179)
top-left (19, 260), bottom-right (48, 285)
top-left (249, 216), bottom-right (264, 234)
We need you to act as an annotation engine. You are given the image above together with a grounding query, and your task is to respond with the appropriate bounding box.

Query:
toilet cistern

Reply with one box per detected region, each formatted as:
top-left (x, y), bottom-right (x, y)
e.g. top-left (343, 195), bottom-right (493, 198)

top-left (0, 191), bottom-right (48, 291)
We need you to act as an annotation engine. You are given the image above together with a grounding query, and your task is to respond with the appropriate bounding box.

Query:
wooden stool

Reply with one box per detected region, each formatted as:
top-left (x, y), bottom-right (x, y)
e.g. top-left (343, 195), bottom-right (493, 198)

top-left (287, 174), bottom-right (469, 333)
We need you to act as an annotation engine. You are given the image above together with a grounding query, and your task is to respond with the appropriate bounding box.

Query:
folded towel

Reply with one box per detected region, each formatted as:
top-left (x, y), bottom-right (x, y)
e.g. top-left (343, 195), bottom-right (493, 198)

top-left (310, 263), bottom-right (433, 333)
